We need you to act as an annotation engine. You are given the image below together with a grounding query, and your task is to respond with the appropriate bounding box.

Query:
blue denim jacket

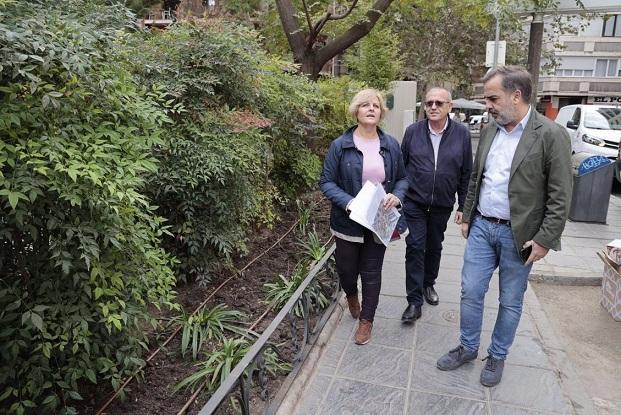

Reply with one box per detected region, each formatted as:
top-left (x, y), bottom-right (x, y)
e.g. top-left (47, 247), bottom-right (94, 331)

top-left (319, 126), bottom-right (408, 239)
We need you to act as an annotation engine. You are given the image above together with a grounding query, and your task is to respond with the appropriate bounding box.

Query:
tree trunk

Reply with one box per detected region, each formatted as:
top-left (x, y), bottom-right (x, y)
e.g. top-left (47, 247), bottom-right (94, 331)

top-left (275, 0), bottom-right (394, 79)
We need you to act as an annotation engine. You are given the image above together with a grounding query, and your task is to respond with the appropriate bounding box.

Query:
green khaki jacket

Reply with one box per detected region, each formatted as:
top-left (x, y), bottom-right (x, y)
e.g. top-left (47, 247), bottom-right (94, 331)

top-left (462, 110), bottom-right (573, 257)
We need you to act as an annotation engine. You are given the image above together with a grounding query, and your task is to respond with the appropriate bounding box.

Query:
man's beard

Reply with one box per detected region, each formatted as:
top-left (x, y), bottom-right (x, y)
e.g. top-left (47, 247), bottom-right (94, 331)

top-left (491, 108), bottom-right (515, 126)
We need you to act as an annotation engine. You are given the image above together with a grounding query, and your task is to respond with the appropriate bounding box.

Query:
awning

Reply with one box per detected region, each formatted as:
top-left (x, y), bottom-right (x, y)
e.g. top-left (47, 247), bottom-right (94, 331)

top-left (451, 98), bottom-right (486, 110)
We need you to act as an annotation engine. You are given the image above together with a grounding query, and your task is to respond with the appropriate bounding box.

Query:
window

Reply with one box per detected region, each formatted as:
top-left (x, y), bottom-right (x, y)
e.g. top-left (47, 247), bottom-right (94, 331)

top-left (570, 108), bottom-right (581, 126)
top-left (602, 15), bottom-right (621, 37)
top-left (595, 59), bottom-right (620, 77)
top-left (584, 70), bottom-right (593, 77)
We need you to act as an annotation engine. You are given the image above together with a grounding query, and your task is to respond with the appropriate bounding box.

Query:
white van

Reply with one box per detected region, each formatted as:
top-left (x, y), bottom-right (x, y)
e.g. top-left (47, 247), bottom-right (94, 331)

top-left (554, 104), bottom-right (621, 182)
top-left (555, 104), bottom-right (621, 157)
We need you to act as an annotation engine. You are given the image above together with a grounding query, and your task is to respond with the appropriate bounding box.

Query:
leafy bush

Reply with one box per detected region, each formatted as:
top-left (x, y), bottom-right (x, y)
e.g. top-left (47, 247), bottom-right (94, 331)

top-left (316, 75), bottom-right (366, 152)
top-left (0, 1), bottom-right (177, 413)
top-left (127, 22), bottom-right (324, 280)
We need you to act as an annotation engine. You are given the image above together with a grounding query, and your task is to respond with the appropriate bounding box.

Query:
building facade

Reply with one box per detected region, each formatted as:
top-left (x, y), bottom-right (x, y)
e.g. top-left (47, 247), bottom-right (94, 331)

top-left (539, 10), bottom-right (621, 119)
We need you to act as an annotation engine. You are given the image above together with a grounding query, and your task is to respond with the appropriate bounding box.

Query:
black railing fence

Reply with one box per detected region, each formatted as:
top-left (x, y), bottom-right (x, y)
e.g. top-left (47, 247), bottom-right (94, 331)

top-left (198, 243), bottom-right (339, 415)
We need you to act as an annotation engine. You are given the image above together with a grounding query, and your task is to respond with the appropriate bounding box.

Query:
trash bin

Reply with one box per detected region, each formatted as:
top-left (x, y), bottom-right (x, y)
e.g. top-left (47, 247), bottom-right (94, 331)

top-left (569, 152), bottom-right (614, 223)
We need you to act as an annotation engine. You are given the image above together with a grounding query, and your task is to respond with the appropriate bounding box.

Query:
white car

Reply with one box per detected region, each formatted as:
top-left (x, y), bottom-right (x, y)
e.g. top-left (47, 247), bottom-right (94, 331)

top-left (555, 104), bottom-right (621, 182)
top-left (468, 112), bottom-right (488, 126)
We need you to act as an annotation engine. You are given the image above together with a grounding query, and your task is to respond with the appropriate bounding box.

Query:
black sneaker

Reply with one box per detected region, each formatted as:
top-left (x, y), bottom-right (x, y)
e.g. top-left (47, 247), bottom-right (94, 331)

top-left (437, 345), bottom-right (478, 371)
top-left (480, 355), bottom-right (505, 387)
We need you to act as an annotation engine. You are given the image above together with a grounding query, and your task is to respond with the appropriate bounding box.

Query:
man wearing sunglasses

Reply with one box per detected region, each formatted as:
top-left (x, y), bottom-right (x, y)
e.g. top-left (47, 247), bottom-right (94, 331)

top-left (400, 87), bottom-right (473, 323)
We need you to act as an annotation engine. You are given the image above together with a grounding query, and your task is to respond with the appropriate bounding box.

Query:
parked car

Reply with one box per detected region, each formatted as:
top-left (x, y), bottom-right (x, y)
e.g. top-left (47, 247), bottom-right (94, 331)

top-left (555, 104), bottom-right (621, 183)
top-left (468, 113), bottom-right (488, 126)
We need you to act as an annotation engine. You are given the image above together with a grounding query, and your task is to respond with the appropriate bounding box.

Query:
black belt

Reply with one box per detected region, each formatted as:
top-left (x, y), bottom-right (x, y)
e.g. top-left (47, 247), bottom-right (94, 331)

top-left (480, 215), bottom-right (510, 225)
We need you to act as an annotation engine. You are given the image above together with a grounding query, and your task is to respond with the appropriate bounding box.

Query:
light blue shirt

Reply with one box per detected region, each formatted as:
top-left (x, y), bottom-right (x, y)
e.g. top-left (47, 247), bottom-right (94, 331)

top-left (428, 117), bottom-right (449, 165)
top-left (478, 107), bottom-right (532, 220)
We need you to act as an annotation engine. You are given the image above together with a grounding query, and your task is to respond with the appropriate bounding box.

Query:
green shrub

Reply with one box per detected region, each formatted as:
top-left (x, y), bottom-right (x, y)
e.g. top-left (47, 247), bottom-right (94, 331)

top-left (0, 2), bottom-right (177, 413)
top-left (127, 22), bottom-right (324, 280)
top-left (316, 75), bottom-right (366, 151)
top-left (345, 22), bottom-right (403, 91)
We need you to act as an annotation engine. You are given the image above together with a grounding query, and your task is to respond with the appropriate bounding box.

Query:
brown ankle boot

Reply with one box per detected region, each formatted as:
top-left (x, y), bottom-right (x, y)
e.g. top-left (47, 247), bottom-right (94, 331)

top-left (346, 295), bottom-right (360, 319)
top-left (354, 319), bottom-right (373, 345)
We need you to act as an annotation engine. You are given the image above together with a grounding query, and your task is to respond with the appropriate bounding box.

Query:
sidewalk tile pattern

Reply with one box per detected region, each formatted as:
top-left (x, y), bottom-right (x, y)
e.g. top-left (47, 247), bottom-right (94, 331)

top-left (293, 208), bottom-right (603, 415)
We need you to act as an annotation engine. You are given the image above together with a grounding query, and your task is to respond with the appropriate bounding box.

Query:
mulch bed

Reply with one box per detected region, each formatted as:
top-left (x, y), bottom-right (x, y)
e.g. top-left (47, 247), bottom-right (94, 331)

top-left (79, 192), bottom-right (332, 414)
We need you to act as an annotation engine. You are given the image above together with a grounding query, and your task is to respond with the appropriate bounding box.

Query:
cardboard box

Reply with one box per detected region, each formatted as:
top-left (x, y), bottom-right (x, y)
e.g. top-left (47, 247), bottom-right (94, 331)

top-left (599, 252), bottom-right (621, 322)
top-left (606, 239), bottom-right (621, 266)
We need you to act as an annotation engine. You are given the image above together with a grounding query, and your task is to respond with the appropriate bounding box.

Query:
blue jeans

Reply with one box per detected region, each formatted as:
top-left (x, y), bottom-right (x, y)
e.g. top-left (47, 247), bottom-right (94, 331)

top-left (459, 215), bottom-right (532, 360)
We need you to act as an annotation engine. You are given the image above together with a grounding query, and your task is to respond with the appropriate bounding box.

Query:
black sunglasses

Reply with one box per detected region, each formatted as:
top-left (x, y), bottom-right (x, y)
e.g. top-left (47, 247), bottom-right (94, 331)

top-left (425, 100), bottom-right (449, 108)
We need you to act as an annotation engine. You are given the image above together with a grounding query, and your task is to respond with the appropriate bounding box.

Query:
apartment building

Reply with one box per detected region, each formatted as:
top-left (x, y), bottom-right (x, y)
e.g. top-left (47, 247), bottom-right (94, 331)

top-left (537, 2), bottom-right (621, 118)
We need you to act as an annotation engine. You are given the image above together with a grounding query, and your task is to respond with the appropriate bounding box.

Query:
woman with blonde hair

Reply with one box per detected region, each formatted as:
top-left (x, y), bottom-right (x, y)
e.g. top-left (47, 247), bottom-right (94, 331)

top-left (319, 88), bottom-right (407, 345)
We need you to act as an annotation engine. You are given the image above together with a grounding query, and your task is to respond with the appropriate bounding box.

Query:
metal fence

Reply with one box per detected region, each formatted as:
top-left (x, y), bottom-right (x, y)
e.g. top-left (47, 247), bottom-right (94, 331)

top-left (198, 243), bottom-right (339, 415)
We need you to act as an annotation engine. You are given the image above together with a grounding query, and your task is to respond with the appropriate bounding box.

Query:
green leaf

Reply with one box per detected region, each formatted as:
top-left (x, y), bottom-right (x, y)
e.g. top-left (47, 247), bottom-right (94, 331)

top-left (30, 313), bottom-right (44, 331)
top-left (85, 369), bottom-right (97, 383)
top-left (0, 388), bottom-right (13, 402)
top-left (67, 390), bottom-right (83, 400)
top-left (7, 191), bottom-right (27, 210)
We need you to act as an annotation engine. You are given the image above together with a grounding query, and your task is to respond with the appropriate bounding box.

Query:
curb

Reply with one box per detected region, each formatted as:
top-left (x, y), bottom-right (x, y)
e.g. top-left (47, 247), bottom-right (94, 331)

top-left (528, 272), bottom-right (602, 286)
top-left (524, 287), bottom-right (598, 415)
top-left (276, 297), bottom-right (346, 415)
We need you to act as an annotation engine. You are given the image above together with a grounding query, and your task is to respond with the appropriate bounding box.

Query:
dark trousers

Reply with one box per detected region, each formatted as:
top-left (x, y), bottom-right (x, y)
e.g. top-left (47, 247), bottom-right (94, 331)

top-left (404, 201), bottom-right (452, 306)
top-left (335, 230), bottom-right (386, 321)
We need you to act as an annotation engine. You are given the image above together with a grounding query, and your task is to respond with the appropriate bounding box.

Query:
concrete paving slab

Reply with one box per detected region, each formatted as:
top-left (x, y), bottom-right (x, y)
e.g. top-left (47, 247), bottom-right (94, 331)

top-left (336, 343), bottom-right (411, 388)
top-left (315, 378), bottom-right (405, 415)
top-left (285, 193), bottom-right (621, 414)
top-left (407, 391), bottom-right (488, 415)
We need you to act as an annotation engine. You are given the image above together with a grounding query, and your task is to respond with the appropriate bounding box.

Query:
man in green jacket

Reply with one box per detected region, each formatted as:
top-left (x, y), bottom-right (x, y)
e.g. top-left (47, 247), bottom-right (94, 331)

top-left (436, 66), bottom-right (572, 387)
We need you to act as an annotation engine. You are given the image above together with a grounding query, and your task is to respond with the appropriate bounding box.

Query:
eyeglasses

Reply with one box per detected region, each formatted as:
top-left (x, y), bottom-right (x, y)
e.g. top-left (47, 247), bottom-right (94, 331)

top-left (425, 100), bottom-right (449, 108)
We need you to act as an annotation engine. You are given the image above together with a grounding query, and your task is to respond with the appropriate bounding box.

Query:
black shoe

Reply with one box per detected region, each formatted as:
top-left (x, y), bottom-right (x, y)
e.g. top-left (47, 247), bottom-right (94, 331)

top-left (480, 355), bottom-right (505, 387)
top-left (401, 304), bottom-right (422, 324)
top-left (437, 345), bottom-right (478, 371)
top-left (424, 286), bottom-right (439, 305)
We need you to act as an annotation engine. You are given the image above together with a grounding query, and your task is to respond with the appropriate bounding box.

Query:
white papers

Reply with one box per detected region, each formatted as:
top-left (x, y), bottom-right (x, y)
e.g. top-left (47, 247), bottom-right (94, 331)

top-left (348, 181), bottom-right (400, 246)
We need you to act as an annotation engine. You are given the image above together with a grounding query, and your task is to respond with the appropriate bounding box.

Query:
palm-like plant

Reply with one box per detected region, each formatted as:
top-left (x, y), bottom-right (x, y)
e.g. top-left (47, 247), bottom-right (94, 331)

top-left (174, 337), bottom-right (250, 393)
top-left (174, 338), bottom-right (290, 393)
top-left (172, 304), bottom-right (246, 359)
top-left (264, 264), bottom-right (329, 317)
top-left (296, 226), bottom-right (326, 263)
top-left (296, 199), bottom-right (312, 234)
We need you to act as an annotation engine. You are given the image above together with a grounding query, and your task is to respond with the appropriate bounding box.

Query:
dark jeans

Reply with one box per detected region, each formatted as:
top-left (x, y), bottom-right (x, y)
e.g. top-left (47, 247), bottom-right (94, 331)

top-left (335, 230), bottom-right (386, 321)
top-left (404, 201), bottom-right (452, 306)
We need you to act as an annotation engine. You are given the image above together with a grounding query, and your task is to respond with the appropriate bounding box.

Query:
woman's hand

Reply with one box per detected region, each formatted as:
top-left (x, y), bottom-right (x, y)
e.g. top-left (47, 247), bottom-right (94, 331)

top-left (383, 193), bottom-right (401, 209)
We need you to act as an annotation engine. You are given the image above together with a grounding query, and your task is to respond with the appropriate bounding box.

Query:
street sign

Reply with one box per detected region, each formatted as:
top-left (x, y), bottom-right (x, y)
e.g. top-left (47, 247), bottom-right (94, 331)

top-left (587, 96), bottom-right (621, 104)
top-left (485, 41), bottom-right (506, 67)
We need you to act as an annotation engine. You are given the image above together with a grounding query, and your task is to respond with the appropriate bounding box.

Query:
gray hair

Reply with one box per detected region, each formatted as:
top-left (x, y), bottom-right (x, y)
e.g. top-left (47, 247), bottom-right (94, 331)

top-left (482, 66), bottom-right (532, 103)
top-left (425, 87), bottom-right (452, 102)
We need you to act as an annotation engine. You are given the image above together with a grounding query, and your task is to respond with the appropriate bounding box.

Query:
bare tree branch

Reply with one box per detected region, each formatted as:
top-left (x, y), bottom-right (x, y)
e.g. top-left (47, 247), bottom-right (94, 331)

top-left (312, 0), bottom-right (359, 41)
top-left (315, 0), bottom-right (393, 68)
top-left (328, 0), bottom-right (359, 21)
top-left (300, 0), bottom-right (314, 34)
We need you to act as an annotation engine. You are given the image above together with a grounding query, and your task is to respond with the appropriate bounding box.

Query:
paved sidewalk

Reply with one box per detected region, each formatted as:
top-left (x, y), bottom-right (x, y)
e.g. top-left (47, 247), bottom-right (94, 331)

top-left (530, 194), bottom-right (621, 284)
top-left (292, 209), bottom-right (611, 414)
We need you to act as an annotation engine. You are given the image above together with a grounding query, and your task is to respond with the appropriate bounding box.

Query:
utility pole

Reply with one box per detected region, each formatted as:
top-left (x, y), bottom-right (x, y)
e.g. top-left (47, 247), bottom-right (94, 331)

top-left (527, 13), bottom-right (544, 108)
top-left (486, 0), bottom-right (501, 69)
top-left (492, 8), bottom-right (500, 68)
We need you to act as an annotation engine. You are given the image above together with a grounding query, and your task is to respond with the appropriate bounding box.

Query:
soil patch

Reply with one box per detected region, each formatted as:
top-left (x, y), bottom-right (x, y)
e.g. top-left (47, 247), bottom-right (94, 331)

top-left (82, 192), bottom-right (332, 414)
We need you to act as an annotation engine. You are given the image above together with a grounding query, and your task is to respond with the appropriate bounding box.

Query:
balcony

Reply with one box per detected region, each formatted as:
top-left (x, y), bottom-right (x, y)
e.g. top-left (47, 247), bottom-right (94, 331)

top-left (539, 76), bottom-right (621, 96)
